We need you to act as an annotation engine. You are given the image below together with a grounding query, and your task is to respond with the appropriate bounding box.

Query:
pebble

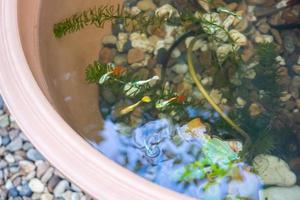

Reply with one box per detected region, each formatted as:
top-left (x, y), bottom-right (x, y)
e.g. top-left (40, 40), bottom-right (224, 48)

top-left (98, 47), bottom-right (116, 64)
top-left (229, 30), bottom-right (247, 46)
top-left (53, 180), bottom-right (69, 197)
top-left (249, 103), bottom-right (262, 117)
top-left (255, 34), bottom-right (273, 43)
top-left (29, 178), bottom-right (45, 193)
top-left (296, 99), bottom-right (300, 109)
top-left (0, 114), bottom-right (10, 128)
top-left (0, 160), bottom-right (8, 169)
top-left (5, 153), bottom-right (15, 163)
top-left (258, 22), bottom-right (270, 34)
top-left (26, 148), bottom-right (44, 161)
top-left (36, 161), bottom-right (50, 178)
top-left (47, 175), bottom-right (61, 193)
top-left (41, 193), bottom-right (54, 200)
top-left (19, 160), bottom-right (35, 174)
top-left (172, 63), bottom-right (188, 74)
top-left (292, 65), bottom-right (300, 75)
top-left (6, 136), bottom-right (23, 152)
top-left (137, 0), bottom-right (156, 11)
top-left (41, 167), bottom-right (54, 184)
top-left (236, 97), bottom-right (247, 108)
top-left (8, 187), bottom-right (19, 198)
top-left (130, 32), bottom-right (154, 53)
top-left (18, 183), bottom-right (33, 197)
top-left (290, 76), bottom-right (300, 99)
top-left (113, 54), bottom-right (127, 66)
top-left (280, 92), bottom-right (292, 102)
top-left (116, 33), bottom-right (128, 52)
top-left (1, 136), bottom-right (10, 146)
top-left (253, 154), bottom-right (297, 186)
top-left (127, 48), bottom-right (145, 64)
top-left (22, 142), bottom-right (33, 151)
top-left (0, 128), bottom-right (8, 137)
top-left (261, 186), bottom-right (300, 200)
top-left (102, 35), bottom-right (117, 47)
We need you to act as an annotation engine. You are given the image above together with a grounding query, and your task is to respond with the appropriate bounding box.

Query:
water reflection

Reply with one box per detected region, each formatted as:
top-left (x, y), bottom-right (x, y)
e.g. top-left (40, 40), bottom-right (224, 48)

top-left (91, 118), bottom-right (262, 199)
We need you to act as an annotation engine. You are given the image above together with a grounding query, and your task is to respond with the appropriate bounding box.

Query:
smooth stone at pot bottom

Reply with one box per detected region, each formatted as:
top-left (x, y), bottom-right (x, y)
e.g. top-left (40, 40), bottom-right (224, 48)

top-left (253, 154), bottom-right (297, 186)
top-left (172, 63), bottom-right (188, 74)
top-left (29, 178), bottom-right (45, 193)
top-left (260, 186), bottom-right (300, 200)
top-left (137, 0), bottom-right (156, 11)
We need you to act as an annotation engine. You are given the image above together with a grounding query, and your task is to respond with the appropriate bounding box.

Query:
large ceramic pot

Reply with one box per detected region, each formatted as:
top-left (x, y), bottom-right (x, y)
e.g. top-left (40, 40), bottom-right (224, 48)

top-left (0, 0), bottom-right (191, 199)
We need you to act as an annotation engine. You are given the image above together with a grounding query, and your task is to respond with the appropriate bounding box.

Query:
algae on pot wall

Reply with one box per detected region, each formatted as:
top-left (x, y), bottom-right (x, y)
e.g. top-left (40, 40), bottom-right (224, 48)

top-left (53, 0), bottom-right (300, 199)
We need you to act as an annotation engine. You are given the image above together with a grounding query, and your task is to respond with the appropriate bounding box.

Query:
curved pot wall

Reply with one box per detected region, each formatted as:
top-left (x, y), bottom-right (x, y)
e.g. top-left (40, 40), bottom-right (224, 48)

top-left (0, 0), bottom-right (191, 199)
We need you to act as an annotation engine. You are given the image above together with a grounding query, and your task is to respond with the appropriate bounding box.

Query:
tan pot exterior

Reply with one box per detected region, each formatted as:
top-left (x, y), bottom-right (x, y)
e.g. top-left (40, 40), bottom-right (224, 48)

top-left (0, 0), bottom-right (192, 199)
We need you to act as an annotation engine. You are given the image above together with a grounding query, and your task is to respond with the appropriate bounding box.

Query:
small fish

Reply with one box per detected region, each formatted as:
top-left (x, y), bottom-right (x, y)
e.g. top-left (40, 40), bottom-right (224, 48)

top-left (124, 76), bottom-right (160, 96)
top-left (120, 96), bottom-right (151, 115)
top-left (112, 65), bottom-right (124, 76)
top-left (99, 65), bottom-right (124, 84)
top-left (155, 95), bottom-right (186, 109)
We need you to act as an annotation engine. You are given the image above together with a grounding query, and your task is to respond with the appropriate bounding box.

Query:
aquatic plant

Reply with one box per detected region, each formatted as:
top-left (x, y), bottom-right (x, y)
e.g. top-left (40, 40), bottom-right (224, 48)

top-left (54, 1), bottom-right (254, 151)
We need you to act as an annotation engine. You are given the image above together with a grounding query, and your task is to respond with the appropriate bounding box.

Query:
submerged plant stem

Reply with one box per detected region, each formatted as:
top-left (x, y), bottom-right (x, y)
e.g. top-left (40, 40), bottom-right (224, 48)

top-left (187, 36), bottom-right (251, 150)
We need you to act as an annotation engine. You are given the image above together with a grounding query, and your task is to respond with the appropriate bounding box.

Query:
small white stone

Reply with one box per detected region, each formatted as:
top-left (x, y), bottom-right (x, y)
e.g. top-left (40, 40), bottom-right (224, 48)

top-left (260, 186), bottom-right (300, 200)
top-left (5, 154), bottom-right (15, 163)
top-left (102, 35), bottom-right (117, 45)
top-left (255, 34), bottom-right (274, 43)
top-left (19, 160), bottom-right (36, 174)
top-left (236, 97), bottom-right (247, 108)
top-left (276, 56), bottom-right (286, 65)
top-left (280, 92), bottom-right (292, 102)
top-left (41, 167), bottom-right (54, 184)
top-left (29, 178), bottom-right (45, 193)
top-left (71, 192), bottom-right (81, 200)
top-left (5, 179), bottom-right (13, 190)
top-left (229, 30), bottom-right (247, 46)
top-left (171, 48), bottom-right (181, 58)
top-left (172, 63), bottom-right (188, 74)
top-left (53, 180), bottom-right (70, 197)
top-left (62, 190), bottom-right (72, 200)
top-left (116, 33), bottom-right (128, 52)
top-left (40, 193), bottom-right (53, 200)
top-left (201, 76), bottom-right (213, 86)
top-left (155, 4), bottom-right (179, 18)
top-left (130, 32), bottom-right (154, 53)
top-left (253, 154), bottom-right (297, 187)
top-left (217, 44), bottom-right (233, 63)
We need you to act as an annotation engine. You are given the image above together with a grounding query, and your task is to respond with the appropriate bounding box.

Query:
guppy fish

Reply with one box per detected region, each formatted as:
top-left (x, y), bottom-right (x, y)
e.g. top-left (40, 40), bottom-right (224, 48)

top-left (124, 76), bottom-right (160, 97)
top-left (119, 96), bottom-right (151, 115)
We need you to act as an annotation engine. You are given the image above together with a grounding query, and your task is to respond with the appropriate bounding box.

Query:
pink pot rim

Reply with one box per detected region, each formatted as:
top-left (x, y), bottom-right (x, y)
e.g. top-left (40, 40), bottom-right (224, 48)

top-left (0, 1), bottom-right (193, 199)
